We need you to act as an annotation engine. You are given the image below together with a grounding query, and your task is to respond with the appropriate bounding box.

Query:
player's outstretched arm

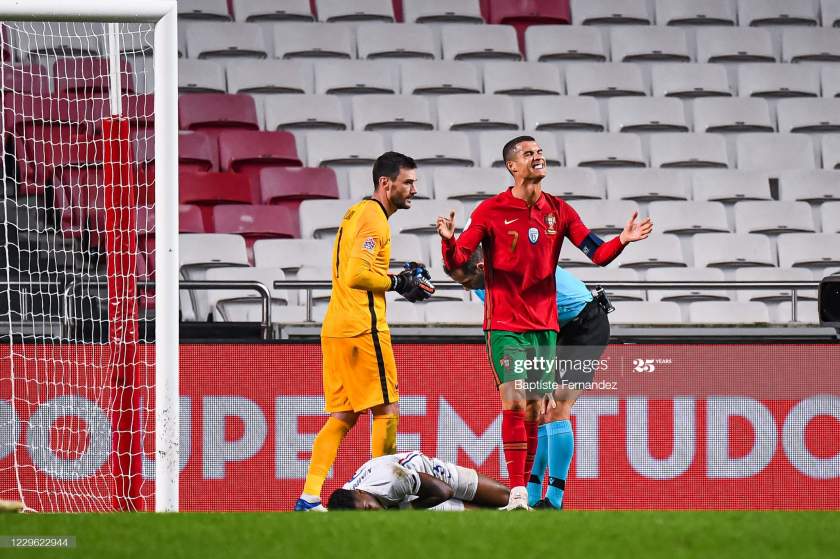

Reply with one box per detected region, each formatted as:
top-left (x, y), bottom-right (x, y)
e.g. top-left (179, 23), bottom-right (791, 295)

top-left (564, 204), bottom-right (654, 267)
top-left (410, 473), bottom-right (455, 509)
top-left (619, 211), bottom-right (653, 244)
top-left (438, 210), bottom-right (485, 271)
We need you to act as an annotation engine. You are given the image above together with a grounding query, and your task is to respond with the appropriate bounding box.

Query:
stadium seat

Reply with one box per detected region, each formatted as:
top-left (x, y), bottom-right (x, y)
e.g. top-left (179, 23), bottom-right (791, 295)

top-left (253, 239), bottom-right (333, 274)
top-left (273, 22), bottom-right (354, 59)
top-left (115, 23), bottom-right (154, 56)
top-left (605, 170), bottom-right (690, 202)
top-left (650, 63), bottom-right (732, 98)
top-left (178, 59), bottom-right (226, 93)
top-left (213, 205), bottom-right (298, 241)
top-left (298, 199), bottom-right (353, 238)
top-left (821, 203), bottom-right (840, 233)
top-left (524, 25), bottom-right (607, 62)
top-left (483, 62), bottom-right (563, 95)
top-left (647, 201), bottom-right (729, 234)
top-left (226, 60), bottom-right (312, 94)
top-left (386, 301), bottom-right (426, 324)
top-left (692, 97), bottom-right (774, 133)
top-left (650, 133), bottom-right (729, 168)
top-left (692, 233), bottom-right (775, 268)
top-left (180, 233), bottom-right (249, 282)
top-left (695, 27), bottom-right (775, 63)
top-left (179, 171), bottom-right (253, 228)
top-left (571, 0), bottom-right (651, 25)
top-left (305, 131), bottom-right (386, 167)
top-left (824, 0), bottom-right (840, 26)
top-left (232, 0), bottom-right (315, 22)
top-left (823, 135), bottom-right (840, 169)
top-left (736, 134), bottom-right (815, 172)
top-left (607, 97), bottom-right (689, 133)
top-left (688, 301), bottom-right (769, 324)
top-left (564, 132), bottom-right (646, 168)
top-left (264, 95), bottom-right (348, 131)
top-left (186, 22), bottom-right (268, 59)
top-left (523, 95), bottom-right (604, 131)
top-left (738, 0), bottom-right (819, 26)
top-left (6, 21), bottom-right (102, 58)
top-left (646, 267), bottom-right (730, 303)
top-left (347, 167), bottom-right (435, 199)
top-left (205, 266), bottom-right (291, 322)
top-left (316, 0), bottom-right (395, 22)
top-left (441, 24), bottom-right (521, 61)
top-left (737, 64), bottom-right (820, 99)
top-left (782, 28), bottom-right (840, 63)
top-left (180, 204), bottom-right (206, 234)
top-left (568, 199), bottom-right (640, 236)
top-left (541, 167), bottom-right (604, 200)
top-left (178, 93), bottom-right (259, 133)
top-left (692, 169), bottom-right (772, 202)
top-left (391, 131), bottom-right (475, 167)
top-left (296, 265), bottom-right (332, 308)
top-left (478, 131), bottom-right (561, 167)
top-left (423, 301), bottom-right (484, 325)
top-left (218, 130), bottom-right (302, 183)
top-left (179, 132), bottom-right (219, 172)
top-left (437, 94), bottom-right (520, 131)
top-left (432, 167), bottom-right (510, 200)
top-left (488, 0), bottom-right (570, 25)
top-left (618, 234), bottom-right (687, 269)
top-left (778, 170), bottom-right (840, 203)
top-left (734, 201), bottom-right (816, 234)
top-left (179, 0), bottom-right (231, 20)
top-left (823, 66), bottom-right (840, 98)
top-left (778, 233), bottom-right (840, 268)
top-left (53, 58), bottom-right (134, 96)
top-left (402, 0), bottom-right (485, 23)
top-left (351, 95), bottom-right (433, 131)
top-left (356, 23), bottom-right (438, 59)
top-left (654, 0), bottom-right (736, 26)
top-left (1, 64), bottom-right (50, 95)
top-left (400, 60), bottom-right (482, 94)
top-left (315, 60), bottom-right (398, 94)
top-left (735, 267), bottom-right (816, 303)
top-left (259, 167), bottom-right (339, 214)
top-left (391, 200), bottom-right (466, 235)
top-left (775, 300), bottom-right (820, 324)
top-left (572, 267), bottom-right (644, 301)
top-left (389, 234), bottom-right (427, 268)
top-left (609, 26), bottom-right (691, 62)
top-left (609, 301), bottom-right (682, 324)
top-left (565, 63), bottom-right (647, 97)
top-left (776, 99), bottom-right (840, 133)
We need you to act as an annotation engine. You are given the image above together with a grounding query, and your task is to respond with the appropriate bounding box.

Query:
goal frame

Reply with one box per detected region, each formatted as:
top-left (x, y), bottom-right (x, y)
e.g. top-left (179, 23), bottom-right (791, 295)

top-left (0, 0), bottom-right (180, 512)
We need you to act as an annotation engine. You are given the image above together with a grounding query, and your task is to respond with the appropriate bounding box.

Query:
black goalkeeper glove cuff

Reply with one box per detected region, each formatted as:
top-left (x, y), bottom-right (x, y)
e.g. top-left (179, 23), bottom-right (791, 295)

top-left (389, 263), bottom-right (435, 302)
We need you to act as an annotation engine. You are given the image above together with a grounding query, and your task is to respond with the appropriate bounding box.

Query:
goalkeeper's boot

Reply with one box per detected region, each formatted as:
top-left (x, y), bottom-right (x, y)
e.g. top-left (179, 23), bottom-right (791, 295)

top-left (499, 486), bottom-right (532, 511)
top-left (294, 497), bottom-right (327, 512)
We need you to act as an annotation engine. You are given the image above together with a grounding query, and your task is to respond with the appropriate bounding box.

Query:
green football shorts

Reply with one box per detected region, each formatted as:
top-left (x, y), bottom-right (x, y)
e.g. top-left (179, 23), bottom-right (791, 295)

top-left (484, 330), bottom-right (558, 391)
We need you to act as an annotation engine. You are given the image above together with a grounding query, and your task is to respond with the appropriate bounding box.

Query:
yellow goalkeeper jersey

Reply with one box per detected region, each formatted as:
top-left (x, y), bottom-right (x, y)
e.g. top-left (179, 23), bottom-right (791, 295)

top-left (321, 199), bottom-right (391, 338)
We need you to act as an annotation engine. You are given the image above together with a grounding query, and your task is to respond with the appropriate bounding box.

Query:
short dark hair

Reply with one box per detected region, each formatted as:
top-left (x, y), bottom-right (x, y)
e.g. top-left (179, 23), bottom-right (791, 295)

top-left (444, 246), bottom-right (483, 276)
top-left (502, 135), bottom-right (536, 164)
top-left (327, 489), bottom-right (359, 510)
top-left (372, 151), bottom-right (417, 190)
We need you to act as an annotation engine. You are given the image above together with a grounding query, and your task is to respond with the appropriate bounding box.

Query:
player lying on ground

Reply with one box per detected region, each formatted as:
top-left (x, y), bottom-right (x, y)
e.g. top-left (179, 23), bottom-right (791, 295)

top-left (327, 451), bottom-right (510, 511)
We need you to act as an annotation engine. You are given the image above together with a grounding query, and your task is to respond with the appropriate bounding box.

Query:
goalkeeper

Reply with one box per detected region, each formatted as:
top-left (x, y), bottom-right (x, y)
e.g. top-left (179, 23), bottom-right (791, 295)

top-left (296, 152), bottom-right (435, 512)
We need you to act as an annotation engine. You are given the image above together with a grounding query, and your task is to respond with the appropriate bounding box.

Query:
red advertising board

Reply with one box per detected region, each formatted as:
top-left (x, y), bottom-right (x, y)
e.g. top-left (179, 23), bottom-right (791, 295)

top-left (1, 343), bottom-right (839, 511)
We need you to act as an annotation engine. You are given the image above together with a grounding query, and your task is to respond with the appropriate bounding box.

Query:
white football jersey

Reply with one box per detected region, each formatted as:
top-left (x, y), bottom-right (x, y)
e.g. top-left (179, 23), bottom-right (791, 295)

top-left (342, 453), bottom-right (422, 508)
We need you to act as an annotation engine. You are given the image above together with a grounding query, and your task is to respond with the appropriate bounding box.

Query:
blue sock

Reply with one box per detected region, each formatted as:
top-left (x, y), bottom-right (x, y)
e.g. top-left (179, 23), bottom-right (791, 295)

top-left (526, 424), bottom-right (548, 506)
top-left (546, 419), bottom-right (574, 509)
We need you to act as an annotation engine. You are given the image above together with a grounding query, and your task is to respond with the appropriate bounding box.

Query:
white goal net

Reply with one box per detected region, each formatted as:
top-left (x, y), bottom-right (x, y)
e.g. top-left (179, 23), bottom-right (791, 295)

top-left (0, 8), bottom-right (178, 513)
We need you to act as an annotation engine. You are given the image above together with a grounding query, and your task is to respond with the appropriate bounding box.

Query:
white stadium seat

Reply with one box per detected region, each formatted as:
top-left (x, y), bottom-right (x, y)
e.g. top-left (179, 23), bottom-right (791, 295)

top-left (775, 301), bottom-right (820, 324)
top-left (609, 301), bottom-right (682, 324)
top-left (227, 60), bottom-right (312, 94)
top-left (400, 61), bottom-right (482, 94)
top-left (483, 62), bottom-right (563, 96)
top-left (178, 59), bottom-right (226, 93)
top-left (391, 131), bottom-right (475, 167)
top-left (273, 22), bottom-right (354, 59)
top-left (424, 302), bottom-right (484, 325)
top-left (351, 95), bottom-right (433, 131)
top-left (737, 64), bottom-right (820, 99)
top-left (650, 63), bottom-right (732, 99)
top-left (522, 96), bottom-right (604, 131)
top-left (564, 132), bottom-right (646, 168)
top-left (734, 201), bottom-right (816, 234)
top-left (402, 0), bottom-right (484, 24)
top-left (568, 199), bottom-right (640, 236)
top-left (573, 267), bottom-right (644, 301)
top-left (565, 63), bottom-right (647, 97)
top-left (316, 0), bottom-right (394, 22)
top-left (253, 239), bottom-right (333, 273)
top-left (647, 201), bottom-right (730, 234)
top-left (478, 131), bottom-right (561, 167)
top-left (571, 0), bottom-right (651, 25)
top-left (347, 167), bottom-right (433, 200)
top-left (186, 22), bottom-right (267, 59)
top-left (441, 24), bottom-right (521, 61)
top-left (306, 131), bottom-right (385, 167)
top-left (298, 200), bottom-right (353, 239)
top-left (782, 28), bottom-right (840, 63)
top-left (821, 203), bottom-right (840, 233)
top-left (432, 168), bottom-right (510, 201)
top-left (387, 301), bottom-right (425, 325)
top-left (692, 97), bottom-right (774, 133)
top-left (390, 234), bottom-right (427, 268)
top-left (736, 134), bottom-right (815, 172)
top-left (649, 133), bottom-right (729, 168)
top-left (232, 0), bottom-right (314, 22)
top-left (618, 234), bottom-right (687, 269)
top-left (609, 26), bottom-right (691, 62)
top-left (206, 267), bottom-right (290, 322)
top-left (525, 25), bottom-right (607, 62)
top-left (646, 267), bottom-right (730, 303)
top-left (735, 267), bottom-right (816, 303)
top-left (541, 167), bottom-right (604, 200)
top-left (692, 170), bottom-right (772, 202)
top-left (823, 135), bottom-right (840, 169)
top-left (265, 95), bottom-right (348, 131)
top-left (823, 66), bottom-right (840, 98)
top-left (605, 169), bottom-right (691, 202)
top-left (654, 0), bottom-right (736, 26)
top-left (437, 94), bottom-right (520, 131)
top-left (688, 302), bottom-right (770, 324)
top-left (390, 200), bottom-right (466, 236)
top-left (776, 99), bottom-right (840, 133)
top-left (180, 234), bottom-right (249, 272)
top-left (695, 27), bottom-right (775, 63)
top-left (180, 0), bottom-right (231, 20)
top-left (315, 60), bottom-right (398, 94)
top-left (778, 233), bottom-right (840, 268)
top-left (692, 233), bottom-right (775, 268)
top-left (607, 97), bottom-right (689, 133)
top-left (356, 23), bottom-right (438, 59)
top-left (296, 266), bottom-right (332, 307)
top-left (778, 170), bottom-right (840, 203)
top-left (738, 0), bottom-right (819, 27)
top-left (824, 0), bottom-right (840, 26)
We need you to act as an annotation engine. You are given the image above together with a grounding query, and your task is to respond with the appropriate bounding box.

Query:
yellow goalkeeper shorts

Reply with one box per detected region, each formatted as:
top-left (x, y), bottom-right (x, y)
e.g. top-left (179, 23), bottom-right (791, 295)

top-left (321, 331), bottom-right (398, 413)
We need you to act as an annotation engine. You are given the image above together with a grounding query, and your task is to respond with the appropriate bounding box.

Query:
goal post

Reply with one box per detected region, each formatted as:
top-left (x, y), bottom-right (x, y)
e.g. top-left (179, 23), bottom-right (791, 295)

top-left (0, 1), bottom-right (179, 512)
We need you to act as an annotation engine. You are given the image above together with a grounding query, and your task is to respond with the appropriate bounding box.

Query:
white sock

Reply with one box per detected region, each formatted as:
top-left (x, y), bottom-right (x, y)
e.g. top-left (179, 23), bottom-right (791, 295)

top-left (300, 493), bottom-right (320, 503)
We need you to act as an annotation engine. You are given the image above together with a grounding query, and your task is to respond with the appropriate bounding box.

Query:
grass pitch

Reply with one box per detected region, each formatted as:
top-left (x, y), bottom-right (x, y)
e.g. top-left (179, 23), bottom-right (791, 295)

top-left (3, 511), bottom-right (839, 559)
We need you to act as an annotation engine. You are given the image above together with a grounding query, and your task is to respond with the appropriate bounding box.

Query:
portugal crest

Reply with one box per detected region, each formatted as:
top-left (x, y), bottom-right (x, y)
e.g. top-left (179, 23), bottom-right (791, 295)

top-left (545, 213), bottom-right (557, 235)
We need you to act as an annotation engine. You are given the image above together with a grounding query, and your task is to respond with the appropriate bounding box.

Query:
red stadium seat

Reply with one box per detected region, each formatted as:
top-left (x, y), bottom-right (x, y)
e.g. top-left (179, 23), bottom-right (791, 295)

top-left (53, 167), bottom-right (105, 244)
top-left (258, 167), bottom-right (339, 212)
top-left (1, 64), bottom-right (50, 95)
top-left (178, 93), bottom-right (259, 135)
top-left (211, 205), bottom-right (299, 257)
top-left (488, 0), bottom-right (570, 51)
top-left (53, 58), bottom-right (134, 97)
top-left (179, 171), bottom-right (254, 228)
top-left (179, 132), bottom-right (219, 172)
top-left (123, 93), bottom-right (154, 127)
top-left (217, 130), bottom-right (302, 184)
top-left (179, 204), bottom-right (206, 233)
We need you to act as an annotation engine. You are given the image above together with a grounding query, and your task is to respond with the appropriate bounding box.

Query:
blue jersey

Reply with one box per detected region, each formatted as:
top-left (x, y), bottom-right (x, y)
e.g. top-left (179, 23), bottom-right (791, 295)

top-left (474, 266), bottom-right (593, 327)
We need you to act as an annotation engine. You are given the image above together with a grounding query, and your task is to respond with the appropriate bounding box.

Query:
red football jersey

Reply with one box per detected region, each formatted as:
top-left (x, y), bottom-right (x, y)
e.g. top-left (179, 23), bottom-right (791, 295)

top-left (442, 187), bottom-right (625, 332)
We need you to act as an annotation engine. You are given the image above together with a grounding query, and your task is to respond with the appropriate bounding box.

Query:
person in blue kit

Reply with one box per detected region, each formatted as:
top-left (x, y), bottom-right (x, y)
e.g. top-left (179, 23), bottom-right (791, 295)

top-left (446, 248), bottom-right (613, 510)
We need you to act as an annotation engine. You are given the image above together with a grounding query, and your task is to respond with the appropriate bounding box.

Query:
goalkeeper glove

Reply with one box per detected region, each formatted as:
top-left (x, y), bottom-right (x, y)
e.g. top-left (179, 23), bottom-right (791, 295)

top-left (389, 262), bottom-right (435, 303)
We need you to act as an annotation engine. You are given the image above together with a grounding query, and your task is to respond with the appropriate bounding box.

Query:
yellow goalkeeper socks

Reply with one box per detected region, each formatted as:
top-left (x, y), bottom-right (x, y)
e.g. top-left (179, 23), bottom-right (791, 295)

top-left (302, 416), bottom-right (352, 498)
top-left (371, 414), bottom-right (399, 457)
